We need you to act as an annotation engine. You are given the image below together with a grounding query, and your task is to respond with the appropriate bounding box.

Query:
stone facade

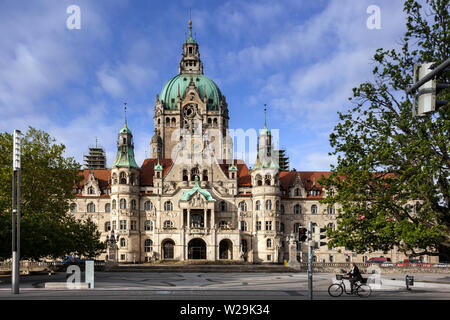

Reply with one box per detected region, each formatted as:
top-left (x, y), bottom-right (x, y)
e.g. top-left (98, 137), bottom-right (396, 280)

top-left (69, 20), bottom-right (438, 265)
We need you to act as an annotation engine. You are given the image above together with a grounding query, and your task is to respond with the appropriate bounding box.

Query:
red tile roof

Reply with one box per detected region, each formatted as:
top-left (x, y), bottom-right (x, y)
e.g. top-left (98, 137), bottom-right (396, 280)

top-left (75, 169), bottom-right (111, 196)
top-left (217, 159), bottom-right (251, 187)
top-left (140, 158), bottom-right (173, 186)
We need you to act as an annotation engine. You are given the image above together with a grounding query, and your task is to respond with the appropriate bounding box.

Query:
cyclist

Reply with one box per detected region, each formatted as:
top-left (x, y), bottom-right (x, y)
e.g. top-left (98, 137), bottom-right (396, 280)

top-left (346, 263), bottom-right (363, 294)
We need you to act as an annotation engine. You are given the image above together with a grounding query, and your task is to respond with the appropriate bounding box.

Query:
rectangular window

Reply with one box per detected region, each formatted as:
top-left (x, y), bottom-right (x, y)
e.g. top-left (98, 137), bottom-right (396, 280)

top-left (130, 220), bottom-right (137, 231)
top-left (265, 221), bottom-right (272, 231)
top-left (256, 221), bottom-right (261, 231)
top-left (112, 220), bottom-right (117, 230)
top-left (120, 220), bottom-right (127, 230)
top-left (267, 255), bottom-right (271, 261)
top-left (276, 221), bottom-right (280, 232)
top-left (120, 254), bottom-right (126, 261)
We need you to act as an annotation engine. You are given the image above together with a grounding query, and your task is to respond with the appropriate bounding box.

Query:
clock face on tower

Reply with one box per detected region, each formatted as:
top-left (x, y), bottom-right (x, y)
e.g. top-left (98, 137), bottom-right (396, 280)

top-left (183, 104), bottom-right (196, 119)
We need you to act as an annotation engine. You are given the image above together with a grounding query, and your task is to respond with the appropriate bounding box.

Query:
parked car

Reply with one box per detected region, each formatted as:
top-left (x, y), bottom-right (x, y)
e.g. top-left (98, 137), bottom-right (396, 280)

top-left (396, 259), bottom-right (422, 267)
top-left (433, 263), bottom-right (450, 267)
top-left (368, 257), bottom-right (391, 264)
top-left (381, 262), bottom-right (395, 267)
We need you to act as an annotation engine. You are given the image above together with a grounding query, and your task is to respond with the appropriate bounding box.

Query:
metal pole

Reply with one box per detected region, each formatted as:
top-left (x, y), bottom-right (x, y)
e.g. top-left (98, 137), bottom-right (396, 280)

top-left (12, 129), bottom-right (21, 294)
top-left (16, 168), bottom-right (21, 292)
top-left (308, 221), bottom-right (313, 300)
top-left (407, 58), bottom-right (450, 94)
top-left (12, 169), bottom-right (18, 294)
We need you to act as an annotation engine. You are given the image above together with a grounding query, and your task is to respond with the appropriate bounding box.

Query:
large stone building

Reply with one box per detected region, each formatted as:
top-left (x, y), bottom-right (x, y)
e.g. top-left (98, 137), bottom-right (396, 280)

top-left (70, 20), bottom-right (423, 264)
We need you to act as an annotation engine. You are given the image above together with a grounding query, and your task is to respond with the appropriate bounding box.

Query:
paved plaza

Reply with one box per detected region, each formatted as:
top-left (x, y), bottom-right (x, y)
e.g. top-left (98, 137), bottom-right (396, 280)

top-left (0, 272), bottom-right (449, 300)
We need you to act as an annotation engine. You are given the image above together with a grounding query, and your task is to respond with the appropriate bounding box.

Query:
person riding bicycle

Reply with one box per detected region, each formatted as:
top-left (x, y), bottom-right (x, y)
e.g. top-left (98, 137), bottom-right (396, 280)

top-left (346, 263), bottom-right (363, 294)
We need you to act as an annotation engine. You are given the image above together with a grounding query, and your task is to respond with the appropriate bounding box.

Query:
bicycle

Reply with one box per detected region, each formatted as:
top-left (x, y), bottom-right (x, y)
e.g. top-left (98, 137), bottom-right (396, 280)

top-left (328, 274), bottom-right (372, 298)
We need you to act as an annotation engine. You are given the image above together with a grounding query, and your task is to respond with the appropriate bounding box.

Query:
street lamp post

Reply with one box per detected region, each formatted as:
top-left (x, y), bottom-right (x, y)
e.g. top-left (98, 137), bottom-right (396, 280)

top-left (12, 129), bottom-right (22, 294)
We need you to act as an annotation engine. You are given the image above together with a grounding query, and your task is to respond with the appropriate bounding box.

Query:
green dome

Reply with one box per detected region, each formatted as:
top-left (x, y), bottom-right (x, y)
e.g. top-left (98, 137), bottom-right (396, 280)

top-left (160, 74), bottom-right (223, 110)
top-left (120, 125), bottom-right (132, 134)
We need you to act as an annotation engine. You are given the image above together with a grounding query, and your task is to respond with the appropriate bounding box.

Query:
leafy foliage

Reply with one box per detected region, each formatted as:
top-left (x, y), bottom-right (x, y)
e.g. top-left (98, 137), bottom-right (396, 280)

top-left (320, 0), bottom-right (449, 259)
top-left (0, 127), bottom-right (105, 260)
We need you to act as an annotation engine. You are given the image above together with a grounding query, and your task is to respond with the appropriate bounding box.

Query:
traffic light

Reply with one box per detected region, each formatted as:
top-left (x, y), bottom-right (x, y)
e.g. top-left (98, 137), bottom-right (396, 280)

top-left (413, 61), bottom-right (449, 116)
top-left (298, 227), bottom-right (307, 242)
top-left (314, 226), bottom-right (327, 247)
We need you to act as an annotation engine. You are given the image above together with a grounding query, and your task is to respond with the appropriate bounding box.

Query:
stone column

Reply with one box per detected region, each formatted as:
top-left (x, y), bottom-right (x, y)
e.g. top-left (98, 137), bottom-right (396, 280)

top-left (187, 209), bottom-right (190, 230)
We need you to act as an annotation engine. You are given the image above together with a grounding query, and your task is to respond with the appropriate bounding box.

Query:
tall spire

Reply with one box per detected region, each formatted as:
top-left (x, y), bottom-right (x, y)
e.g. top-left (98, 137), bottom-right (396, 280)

top-left (264, 104), bottom-right (268, 129)
top-left (179, 15), bottom-right (203, 74)
top-left (124, 102), bottom-right (128, 127)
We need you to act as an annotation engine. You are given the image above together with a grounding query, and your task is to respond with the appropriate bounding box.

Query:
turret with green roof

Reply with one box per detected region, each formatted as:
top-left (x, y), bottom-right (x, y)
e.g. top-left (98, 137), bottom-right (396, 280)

top-left (112, 106), bottom-right (139, 169)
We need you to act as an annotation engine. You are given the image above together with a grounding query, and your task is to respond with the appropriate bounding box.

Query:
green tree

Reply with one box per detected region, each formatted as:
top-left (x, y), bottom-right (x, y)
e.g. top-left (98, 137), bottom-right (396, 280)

top-left (0, 127), bottom-right (105, 260)
top-left (320, 0), bottom-right (449, 259)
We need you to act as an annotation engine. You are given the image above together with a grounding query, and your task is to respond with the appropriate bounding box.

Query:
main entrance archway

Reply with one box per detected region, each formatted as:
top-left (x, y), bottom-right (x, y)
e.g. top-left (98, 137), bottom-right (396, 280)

top-left (219, 239), bottom-right (233, 260)
top-left (188, 238), bottom-right (206, 260)
top-left (162, 239), bottom-right (175, 260)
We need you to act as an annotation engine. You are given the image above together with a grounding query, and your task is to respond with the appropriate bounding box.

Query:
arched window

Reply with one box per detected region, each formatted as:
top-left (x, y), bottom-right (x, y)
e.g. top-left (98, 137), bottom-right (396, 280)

top-left (88, 186), bottom-right (94, 195)
top-left (280, 204), bottom-right (285, 215)
top-left (120, 238), bottom-right (126, 247)
top-left (164, 201), bottom-right (173, 211)
top-left (280, 222), bottom-right (285, 232)
top-left (171, 117), bottom-right (176, 127)
top-left (131, 199), bottom-right (137, 210)
top-left (311, 205), bottom-right (318, 214)
top-left (119, 172), bottom-right (127, 184)
top-left (105, 203), bottom-right (111, 213)
top-left (202, 170), bottom-right (208, 181)
top-left (144, 239), bottom-right (153, 252)
top-left (255, 200), bottom-right (261, 211)
top-left (144, 201), bottom-right (152, 211)
top-left (327, 206), bottom-right (335, 214)
top-left (112, 199), bottom-right (116, 210)
top-left (239, 201), bottom-right (247, 212)
top-left (220, 201), bottom-right (227, 211)
top-left (104, 221), bottom-right (111, 232)
top-left (265, 200), bottom-right (272, 210)
top-left (112, 173), bottom-right (117, 184)
top-left (130, 173), bottom-right (135, 185)
top-left (163, 220), bottom-right (173, 229)
top-left (276, 200), bottom-right (280, 210)
top-left (144, 220), bottom-right (153, 231)
top-left (240, 221), bottom-right (247, 231)
top-left (120, 199), bottom-right (127, 209)
top-left (294, 188), bottom-right (300, 196)
top-left (166, 117), bottom-right (170, 126)
top-left (266, 239), bottom-right (272, 248)
top-left (255, 174), bottom-right (262, 186)
top-left (87, 203), bottom-right (95, 213)
top-left (70, 203), bottom-right (77, 213)
top-left (191, 167), bottom-right (200, 181)
top-left (294, 204), bottom-right (301, 214)
top-left (265, 174), bottom-right (271, 185)
top-left (182, 169), bottom-right (188, 181)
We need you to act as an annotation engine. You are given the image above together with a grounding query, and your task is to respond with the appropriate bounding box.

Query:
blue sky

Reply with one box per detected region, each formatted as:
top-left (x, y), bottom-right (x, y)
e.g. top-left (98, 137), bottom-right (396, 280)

top-left (0, 0), bottom-right (410, 170)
